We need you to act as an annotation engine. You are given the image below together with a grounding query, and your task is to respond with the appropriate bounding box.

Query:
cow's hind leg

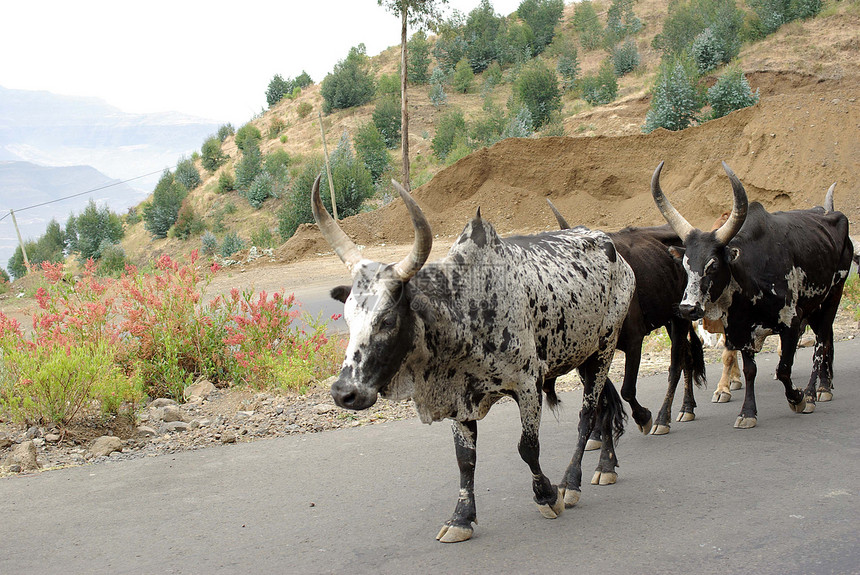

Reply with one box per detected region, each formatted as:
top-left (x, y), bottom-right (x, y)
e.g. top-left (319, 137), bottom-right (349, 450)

top-left (592, 380), bottom-right (624, 486)
top-left (652, 322), bottom-right (687, 435)
top-left (806, 290), bottom-right (841, 404)
top-left (437, 420), bottom-right (478, 543)
top-left (516, 384), bottom-right (563, 520)
top-left (618, 343), bottom-right (653, 434)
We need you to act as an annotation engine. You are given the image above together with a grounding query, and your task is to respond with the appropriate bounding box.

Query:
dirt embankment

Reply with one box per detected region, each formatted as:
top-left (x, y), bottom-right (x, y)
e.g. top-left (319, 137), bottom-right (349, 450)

top-left (275, 72), bottom-right (858, 267)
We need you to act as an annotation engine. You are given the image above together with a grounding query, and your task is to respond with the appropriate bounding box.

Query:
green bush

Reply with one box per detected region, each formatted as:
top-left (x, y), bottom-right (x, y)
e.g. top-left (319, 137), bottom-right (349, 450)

top-left (266, 74), bottom-right (293, 107)
top-left (580, 59), bottom-right (619, 106)
top-left (748, 0), bottom-right (821, 35)
top-left (175, 156), bottom-right (202, 190)
top-left (217, 170), bottom-right (235, 194)
top-left (235, 123), bottom-right (262, 151)
top-left (654, 0), bottom-right (744, 61)
top-left (408, 31), bottom-right (432, 84)
top-left (246, 172), bottom-right (274, 209)
top-left (201, 135), bottom-right (227, 172)
top-left (264, 149), bottom-right (291, 192)
top-left (604, 0), bottom-right (643, 46)
top-left (470, 99), bottom-right (507, 147)
top-left (66, 200), bottom-right (124, 260)
top-left (556, 41), bottom-right (580, 91)
top-left (126, 206), bottom-right (141, 225)
top-left (453, 58), bottom-right (475, 93)
top-left (464, 0), bottom-right (503, 72)
top-left (297, 101), bottom-right (313, 119)
top-left (220, 231), bottom-right (246, 258)
top-left (377, 73), bottom-right (401, 98)
top-left (320, 44), bottom-right (376, 114)
top-left (235, 139), bottom-right (263, 192)
top-left (572, 0), bottom-right (604, 51)
top-left (268, 117), bottom-right (286, 139)
top-left (97, 241), bottom-right (126, 277)
top-left (513, 59), bottom-right (561, 128)
top-left (295, 70), bottom-right (313, 89)
top-left (7, 219), bottom-right (66, 279)
top-left (277, 142), bottom-right (373, 241)
top-left (502, 106), bottom-right (535, 139)
top-left (201, 231), bottom-right (217, 256)
top-left (170, 200), bottom-right (198, 239)
top-left (517, 0), bottom-right (565, 55)
top-left (217, 123), bottom-right (235, 142)
top-left (707, 66), bottom-right (759, 119)
top-left (498, 20), bottom-right (536, 66)
top-left (354, 121), bottom-right (390, 183)
top-left (250, 225), bottom-right (277, 249)
top-left (644, 56), bottom-right (703, 132)
top-left (613, 38), bottom-right (640, 77)
top-left (143, 170), bottom-right (187, 239)
top-left (692, 27), bottom-right (723, 73)
top-left (372, 96), bottom-right (401, 148)
top-left (433, 12), bottom-right (467, 72)
top-left (483, 61), bottom-right (503, 90)
top-left (432, 109), bottom-right (467, 160)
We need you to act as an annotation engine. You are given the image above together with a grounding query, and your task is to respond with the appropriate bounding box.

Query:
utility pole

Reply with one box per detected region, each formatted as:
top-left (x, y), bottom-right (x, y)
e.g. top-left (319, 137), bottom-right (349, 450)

top-left (9, 209), bottom-right (30, 271)
top-left (317, 111), bottom-right (338, 220)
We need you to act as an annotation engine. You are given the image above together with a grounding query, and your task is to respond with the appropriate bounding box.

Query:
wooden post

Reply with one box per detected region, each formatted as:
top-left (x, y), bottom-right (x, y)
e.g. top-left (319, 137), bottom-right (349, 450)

top-left (317, 111), bottom-right (338, 220)
top-left (400, 8), bottom-right (411, 191)
top-left (9, 209), bottom-right (30, 271)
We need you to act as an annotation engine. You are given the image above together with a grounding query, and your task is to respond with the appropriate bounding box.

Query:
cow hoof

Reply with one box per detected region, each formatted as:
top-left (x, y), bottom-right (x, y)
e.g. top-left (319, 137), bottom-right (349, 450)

top-left (584, 438), bottom-right (602, 451)
top-left (650, 424), bottom-right (670, 435)
top-left (734, 415), bottom-right (757, 429)
top-left (801, 401), bottom-right (815, 414)
top-left (562, 488), bottom-right (580, 508)
top-left (637, 417), bottom-right (653, 435)
top-left (712, 390), bottom-right (731, 403)
top-left (730, 380), bottom-right (743, 391)
top-left (676, 411), bottom-right (695, 422)
top-left (817, 390), bottom-right (833, 402)
top-left (537, 487), bottom-right (564, 519)
top-left (591, 470), bottom-right (617, 486)
top-left (436, 524), bottom-right (473, 543)
top-left (789, 397), bottom-right (808, 413)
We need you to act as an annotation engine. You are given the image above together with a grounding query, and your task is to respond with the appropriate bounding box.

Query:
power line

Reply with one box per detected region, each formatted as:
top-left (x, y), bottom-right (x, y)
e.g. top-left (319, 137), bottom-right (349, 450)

top-left (0, 168), bottom-right (165, 223)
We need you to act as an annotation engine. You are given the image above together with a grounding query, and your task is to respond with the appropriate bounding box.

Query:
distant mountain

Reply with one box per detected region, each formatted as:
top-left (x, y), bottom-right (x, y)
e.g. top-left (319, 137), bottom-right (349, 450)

top-left (0, 161), bottom-right (146, 274)
top-left (0, 86), bottom-right (221, 193)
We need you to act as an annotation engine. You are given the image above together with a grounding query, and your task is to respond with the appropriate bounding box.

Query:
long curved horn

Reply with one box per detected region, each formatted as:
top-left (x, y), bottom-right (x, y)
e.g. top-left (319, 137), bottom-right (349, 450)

top-left (651, 161), bottom-right (695, 240)
top-left (714, 162), bottom-right (749, 245)
top-left (390, 180), bottom-right (433, 282)
top-left (546, 199), bottom-right (570, 230)
top-left (311, 174), bottom-right (362, 271)
top-left (824, 182), bottom-right (836, 212)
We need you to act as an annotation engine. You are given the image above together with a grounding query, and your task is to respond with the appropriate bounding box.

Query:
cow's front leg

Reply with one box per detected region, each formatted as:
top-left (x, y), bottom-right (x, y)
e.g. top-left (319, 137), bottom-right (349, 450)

top-left (713, 348), bottom-right (740, 402)
top-left (775, 329), bottom-right (809, 414)
top-left (516, 386), bottom-right (563, 519)
top-left (735, 350), bottom-right (759, 428)
top-left (437, 420), bottom-right (478, 543)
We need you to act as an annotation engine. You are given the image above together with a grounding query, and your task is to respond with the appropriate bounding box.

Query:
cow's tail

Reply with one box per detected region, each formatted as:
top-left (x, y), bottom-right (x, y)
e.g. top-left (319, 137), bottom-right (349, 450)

top-left (687, 322), bottom-right (707, 388)
top-left (598, 378), bottom-right (626, 443)
top-left (543, 376), bottom-right (561, 415)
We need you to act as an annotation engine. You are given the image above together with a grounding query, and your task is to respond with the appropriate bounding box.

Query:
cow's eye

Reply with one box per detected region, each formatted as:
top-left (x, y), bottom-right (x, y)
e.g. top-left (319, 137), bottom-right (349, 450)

top-left (704, 258), bottom-right (717, 274)
top-left (380, 315), bottom-right (397, 329)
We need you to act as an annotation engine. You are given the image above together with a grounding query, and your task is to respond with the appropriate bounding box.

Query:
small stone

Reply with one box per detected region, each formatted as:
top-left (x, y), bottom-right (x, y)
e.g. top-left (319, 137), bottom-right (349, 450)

top-left (45, 434), bottom-right (61, 443)
top-left (136, 426), bottom-right (158, 438)
top-left (150, 398), bottom-right (178, 409)
top-left (221, 432), bottom-right (237, 444)
top-left (184, 379), bottom-right (216, 403)
top-left (236, 410), bottom-right (255, 420)
top-left (0, 434), bottom-right (13, 449)
top-left (164, 421), bottom-right (190, 433)
top-left (314, 404), bottom-right (336, 415)
top-left (2, 440), bottom-right (40, 471)
top-left (89, 436), bottom-right (123, 458)
top-left (161, 405), bottom-right (184, 423)
top-left (25, 426), bottom-right (41, 439)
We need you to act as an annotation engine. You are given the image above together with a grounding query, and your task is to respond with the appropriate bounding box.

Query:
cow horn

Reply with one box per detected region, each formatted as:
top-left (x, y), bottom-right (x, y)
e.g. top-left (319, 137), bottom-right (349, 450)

top-left (714, 162), bottom-right (749, 245)
top-left (391, 180), bottom-right (433, 282)
top-left (546, 199), bottom-right (570, 230)
top-left (824, 182), bottom-right (836, 212)
top-left (651, 161), bottom-right (695, 241)
top-left (311, 174), bottom-right (362, 272)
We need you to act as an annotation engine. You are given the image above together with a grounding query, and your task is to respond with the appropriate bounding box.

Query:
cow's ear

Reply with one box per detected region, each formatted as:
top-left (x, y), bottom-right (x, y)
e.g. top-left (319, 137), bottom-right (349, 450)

top-left (668, 246), bottom-right (685, 260)
top-left (330, 285), bottom-right (352, 303)
top-left (406, 286), bottom-right (436, 326)
top-left (727, 247), bottom-right (741, 263)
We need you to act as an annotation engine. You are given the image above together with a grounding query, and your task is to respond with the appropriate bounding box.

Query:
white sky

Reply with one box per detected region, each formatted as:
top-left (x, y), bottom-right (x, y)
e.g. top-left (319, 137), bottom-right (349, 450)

top-left (1, 0), bottom-right (523, 126)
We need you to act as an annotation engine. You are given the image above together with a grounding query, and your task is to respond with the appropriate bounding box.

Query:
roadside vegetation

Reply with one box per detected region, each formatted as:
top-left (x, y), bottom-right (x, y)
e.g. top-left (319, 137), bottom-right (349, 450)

top-left (0, 254), bottom-right (343, 428)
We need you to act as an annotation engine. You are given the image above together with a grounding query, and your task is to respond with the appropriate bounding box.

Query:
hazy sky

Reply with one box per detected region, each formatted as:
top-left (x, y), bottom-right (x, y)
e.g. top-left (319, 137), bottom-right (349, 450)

top-left (2, 0), bottom-right (523, 126)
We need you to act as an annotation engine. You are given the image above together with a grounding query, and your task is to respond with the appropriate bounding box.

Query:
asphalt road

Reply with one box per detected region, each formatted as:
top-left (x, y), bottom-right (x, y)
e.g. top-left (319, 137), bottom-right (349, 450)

top-left (2, 340), bottom-right (859, 575)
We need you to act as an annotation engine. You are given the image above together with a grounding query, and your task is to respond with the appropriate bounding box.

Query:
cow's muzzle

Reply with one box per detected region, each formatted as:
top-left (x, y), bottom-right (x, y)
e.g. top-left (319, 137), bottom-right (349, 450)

top-left (331, 376), bottom-right (378, 410)
top-left (678, 303), bottom-right (704, 321)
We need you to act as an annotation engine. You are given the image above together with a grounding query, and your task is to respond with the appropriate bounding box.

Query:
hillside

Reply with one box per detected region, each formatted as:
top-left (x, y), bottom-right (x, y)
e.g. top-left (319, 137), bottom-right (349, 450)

top-left (119, 0), bottom-right (860, 269)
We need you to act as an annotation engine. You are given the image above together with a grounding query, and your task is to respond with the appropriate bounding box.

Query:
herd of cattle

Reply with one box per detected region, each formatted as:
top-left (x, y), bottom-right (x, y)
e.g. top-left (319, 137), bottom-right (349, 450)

top-left (310, 161), bottom-right (855, 543)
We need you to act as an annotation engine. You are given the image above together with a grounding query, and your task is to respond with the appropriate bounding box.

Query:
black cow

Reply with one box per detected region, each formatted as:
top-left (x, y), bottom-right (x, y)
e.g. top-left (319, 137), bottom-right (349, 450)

top-left (651, 161), bottom-right (853, 428)
top-left (547, 200), bottom-right (706, 436)
top-left (312, 176), bottom-right (636, 542)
